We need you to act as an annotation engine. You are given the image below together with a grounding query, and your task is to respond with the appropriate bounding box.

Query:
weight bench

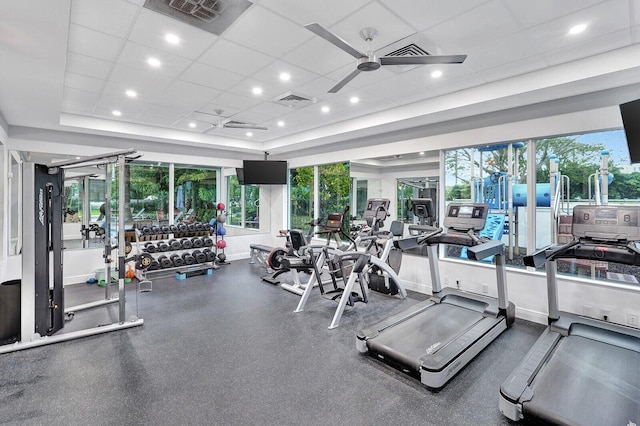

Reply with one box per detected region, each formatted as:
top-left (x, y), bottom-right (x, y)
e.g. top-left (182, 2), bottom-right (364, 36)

top-left (249, 244), bottom-right (274, 269)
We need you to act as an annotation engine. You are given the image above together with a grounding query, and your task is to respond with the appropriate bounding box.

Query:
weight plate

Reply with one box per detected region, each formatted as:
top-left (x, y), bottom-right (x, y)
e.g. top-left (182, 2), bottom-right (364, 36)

top-left (181, 238), bottom-right (192, 249)
top-left (267, 248), bottom-right (288, 270)
top-left (192, 237), bottom-right (204, 248)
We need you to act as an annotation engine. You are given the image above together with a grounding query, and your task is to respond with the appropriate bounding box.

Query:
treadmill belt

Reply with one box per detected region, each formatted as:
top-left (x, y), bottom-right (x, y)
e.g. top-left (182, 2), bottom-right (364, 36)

top-left (366, 303), bottom-right (482, 372)
top-left (525, 334), bottom-right (640, 426)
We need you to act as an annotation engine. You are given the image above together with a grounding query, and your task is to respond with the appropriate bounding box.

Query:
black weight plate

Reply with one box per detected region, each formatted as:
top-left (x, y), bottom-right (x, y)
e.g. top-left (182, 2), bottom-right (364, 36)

top-left (183, 254), bottom-right (196, 265)
top-left (151, 226), bottom-right (161, 234)
top-left (205, 250), bottom-right (216, 262)
top-left (169, 239), bottom-right (182, 250)
top-left (149, 260), bottom-right (160, 271)
top-left (192, 237), bottom-right (204, 248)
top-left (181, 238), bottom-right (192, 249)
top-left (144, 242), bottom-right (157, 253)
top-left (194, 252), bottom-right (207, 263)
top-left (142, 227), bottom-right (152, 235)
top-left (124, 241), bottom-right (132, 255)
top-left (169, 224), bottom-right (177, 233)
top-left (161, 225), bottom-right (170, 233)
top-left (203, 237), bottom-right (214, 247)
top-left (195, 223), bottom-right (204, 231)
top-left (267, 248), bottom-right (288, 270)
top-left (178, 223), bottom-right (188, 232)
top-left (157, 242), bottom-right (170, 252)
top-left (187, 223), bottom-right (196, 232)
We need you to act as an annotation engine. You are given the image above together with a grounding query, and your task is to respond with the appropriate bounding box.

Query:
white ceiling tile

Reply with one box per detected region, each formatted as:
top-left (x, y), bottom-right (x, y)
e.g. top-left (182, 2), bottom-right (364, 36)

top-left (70, 0), bottom-right (139, 38)
top-left (136, 111), bottom-right (183, 127)
top-left (542, 29), bottom-right (632, 66)
top-left (282, 37), bottom-right (353, 76)
top-left (128, 8), bottom-right (218, 60)
top-left (503, 0), bottom-right (607, 29)
top-left (464, 31), bottom-right (542, 72)
top-left (156, 80), bottom-right (220, 109)
top-left (476, 56), bottom-right (551, 83)
top-left (259, 0), bottom-right (371, 27)
top-left (528, 0), bottom-right (632, 53)
top-left (61, 87), bottom-right (101, 115)
top-left (211, 91), bottom-right (263, 110)
top-left (68, 24), bottom-right (124, 62)
top-left (199, 39), bottom-right (274, 76)
top-left (181, 62), bottom-right (245, 90)
top-left (116, 41), bottom-right (193, 77)
top-left (424, 0), bottom-right (521, 50)
top-left (329, 2), bottom-right (417, 51)
top-left (138, 103), bottom-right (192, 120)
top-left (378, 0), bottom-right (490, 31)
top-left (222, 5), bottom-right (311, 57)
top-left (226, 77), bottom-right (281, 100)
top-left (172, 118), bottom-right (211, 133)
top-left (249, 60), bottom-right (320, 89)
top-left (245, 101), bottom-right (295, 118)
top-left (109, 63), bottom-right (175, 95)
top-left (64, 72), bottom-right (106, 93)
top-left (94, 94), bottom-right (153, 118)
top-left (65, 52), bottom-right (113, 79)
top-left (102, 79), bottom-right (158, 103)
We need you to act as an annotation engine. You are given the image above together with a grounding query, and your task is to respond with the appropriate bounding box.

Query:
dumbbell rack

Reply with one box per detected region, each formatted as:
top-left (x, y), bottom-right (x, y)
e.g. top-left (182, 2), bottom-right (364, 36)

top-left (133, 222), bottom-right (219, 285)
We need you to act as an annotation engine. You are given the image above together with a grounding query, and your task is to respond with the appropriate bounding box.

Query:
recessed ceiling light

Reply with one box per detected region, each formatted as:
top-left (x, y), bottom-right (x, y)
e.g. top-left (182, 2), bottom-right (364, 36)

top-left (125, 89), bottom-right (138, 98)
top-left (350, 96), bottom-right (359, 104)
top-left (188, 122), bottom-right (197, 128)
top-left (112, 110), bottom-right (122, 117)
top-left (75, 156), bottom-right (81, 160)
top-left (321, 106), bottom-right (330, 113)
top-left (246, 131), bottom-right (253, 137)
top-left (431, 70), bottom-right (443, 78)
top-left (277, 120), bottom-right (285, 127)
top-left (165, 33), bottom-right (180, 45)
top-left (419, 151), bottom-right (425, 155)
top-left (252, 87), bottom-right (263, 95)
top-left (568, 23), bottom-right (587, 35)
top-left (279, 72), bottom-right (291, 81)
top-left (147, 57), bottom-right (161, 68)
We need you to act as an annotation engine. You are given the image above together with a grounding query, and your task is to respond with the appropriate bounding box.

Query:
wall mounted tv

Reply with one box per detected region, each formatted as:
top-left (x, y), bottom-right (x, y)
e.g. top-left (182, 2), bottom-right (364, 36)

top-left (236, 168), bottom-right (244, 185)
top-left (619, 98), bottom-right (640, 163)
top-left (242, 160), bottom-right (288, 185)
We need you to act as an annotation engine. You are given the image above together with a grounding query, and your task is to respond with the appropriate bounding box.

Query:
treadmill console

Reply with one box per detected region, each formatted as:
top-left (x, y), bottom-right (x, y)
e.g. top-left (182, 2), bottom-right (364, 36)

top-left (443, 203), bottom-right (489, 231)
top-left (363, 198), bottom-right (390, 221)
top-left (572, 205), bottom-right (640, 241)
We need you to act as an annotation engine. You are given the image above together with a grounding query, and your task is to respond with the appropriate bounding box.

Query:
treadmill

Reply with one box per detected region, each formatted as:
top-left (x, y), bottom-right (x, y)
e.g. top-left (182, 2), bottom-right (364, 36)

top-left (357, 203), bottom-right (516, 389)
top-left (500, 205), bottom-right (640, 425)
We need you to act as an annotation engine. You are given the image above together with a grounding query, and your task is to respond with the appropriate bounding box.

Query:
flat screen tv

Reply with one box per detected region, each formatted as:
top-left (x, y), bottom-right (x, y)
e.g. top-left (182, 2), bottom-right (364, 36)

top-left (236, 168), bottom-right (244, 185)
top-left (619, 99), bottom-right (640, 163)
top-left (242, 160), bottom-right (288, 185)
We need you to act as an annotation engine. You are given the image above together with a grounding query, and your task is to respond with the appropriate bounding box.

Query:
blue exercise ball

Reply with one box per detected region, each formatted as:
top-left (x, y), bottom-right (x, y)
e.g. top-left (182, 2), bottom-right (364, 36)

top-left (217, 226), bottom-right (226, 236)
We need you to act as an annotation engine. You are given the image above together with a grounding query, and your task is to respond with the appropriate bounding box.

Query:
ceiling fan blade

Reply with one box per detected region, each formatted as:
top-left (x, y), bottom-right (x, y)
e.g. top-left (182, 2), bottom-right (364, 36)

top-left (380, 54), bottom-right (467, 66)
top-left (328, 69), bottom-right (362, 93)
top-left (224, 121), bottom-right (268, 130)
top-left (305, 22), bottom-right (365, 59)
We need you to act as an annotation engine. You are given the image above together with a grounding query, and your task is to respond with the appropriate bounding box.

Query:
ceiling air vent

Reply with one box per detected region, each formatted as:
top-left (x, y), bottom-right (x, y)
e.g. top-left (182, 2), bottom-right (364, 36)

top-left (272, 91), bottom-right (317, 109)
top-left (144, 0), bottom-right (252, 36)
top-left (377, 33), bottom-right (439, 74)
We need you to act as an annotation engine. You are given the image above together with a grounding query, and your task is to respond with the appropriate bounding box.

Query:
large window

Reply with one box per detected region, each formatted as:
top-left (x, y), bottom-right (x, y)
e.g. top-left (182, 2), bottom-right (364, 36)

top-left (226, 175), bottom-right (260, 229)
top-left (175, 166), bottom-right (218, 224)
top-left (443, 129), bottom-right (640, 285)
top-left (318, 162), bottom-right (350, 221)
top-left (289, 166), bottom-right (314, 229)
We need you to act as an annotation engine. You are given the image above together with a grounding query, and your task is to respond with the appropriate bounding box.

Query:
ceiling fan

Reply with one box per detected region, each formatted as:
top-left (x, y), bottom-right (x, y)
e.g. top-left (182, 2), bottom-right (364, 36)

top-left (304, 23), bottom-right (467, 93)
top-left (198, 109), bottom-right (268, 131)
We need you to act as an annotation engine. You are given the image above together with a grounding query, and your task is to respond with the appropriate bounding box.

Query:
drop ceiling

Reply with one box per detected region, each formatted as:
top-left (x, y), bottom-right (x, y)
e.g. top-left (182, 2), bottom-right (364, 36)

top-left (1, 0), bottom-right (640, 160)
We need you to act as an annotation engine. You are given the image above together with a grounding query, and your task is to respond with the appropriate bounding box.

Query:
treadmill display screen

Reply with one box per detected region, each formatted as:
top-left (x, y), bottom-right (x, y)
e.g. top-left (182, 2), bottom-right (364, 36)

top-left (459, 206), bottom-right (473, 216)
top-left (443, 203), bottom-right (489, 231)
top-left (572, 205), bottom-right (640, 241)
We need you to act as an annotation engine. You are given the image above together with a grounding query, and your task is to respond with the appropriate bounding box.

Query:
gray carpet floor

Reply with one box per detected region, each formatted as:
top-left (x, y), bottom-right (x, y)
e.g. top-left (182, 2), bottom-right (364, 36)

top-left (0, 260), bottom-right (544, 425)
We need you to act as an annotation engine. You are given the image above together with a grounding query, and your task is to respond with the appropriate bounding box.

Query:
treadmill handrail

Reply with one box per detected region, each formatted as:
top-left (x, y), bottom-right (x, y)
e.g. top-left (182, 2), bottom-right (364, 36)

top-left (525, 239), bottom-right (640, 267)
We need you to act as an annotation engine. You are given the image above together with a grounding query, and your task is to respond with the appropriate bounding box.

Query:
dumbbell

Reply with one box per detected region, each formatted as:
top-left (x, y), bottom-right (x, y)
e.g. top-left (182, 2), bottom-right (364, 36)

top-left (182, 252), bottom-right (196, 265)
top-left (192, 250), bottom-right (207, 263)
top-left (191, 237), bottom-right (204, 248)
top-left (187, 223), bottom-right (196, 232)
top-left (178, 223), bottom-right (188, 233)
top-left (203, 248), bottom-right (216, 262)
top-left (161, 225), bottom-right (170, 234)
top-left (135, 253), bottom-right (154, 270)
top-left (157, 241), bottom-right (170, 252)
top-left (180, 238), bottom-right (193, 249)
top-left (151, 225), bottom-right (161, 234)
top-left (169, 224), bottom-right (178, 233)
top-left (195, 223), bottom-right (204, 231)
top-left (158, 255), bottom-right (174, 269)
top-left (144, 242), bottom-right (157, 253)
top-left (170, 254), bottom-right (186, 267)
top-left (148, 260), bottom-right (160, 271)
top-left (142, 226), bottom-right (153, 235)
top-left (202, 237), bottom-right (214, 247)
top-left (169, 239), bottom-right (182, 251)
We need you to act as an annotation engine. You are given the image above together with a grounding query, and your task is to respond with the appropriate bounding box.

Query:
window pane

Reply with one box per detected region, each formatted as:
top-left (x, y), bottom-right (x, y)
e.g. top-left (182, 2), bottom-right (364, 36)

top-left (244, 185), bottom-right (259, 229)
top-left (289, 166), bottom-right (314, 229)
top-left (318, 162), bottom-right (350, 222)
top-left (175, 166), bottom-right (218, 224)
top-left (226, 175), bottom-right (242, 227)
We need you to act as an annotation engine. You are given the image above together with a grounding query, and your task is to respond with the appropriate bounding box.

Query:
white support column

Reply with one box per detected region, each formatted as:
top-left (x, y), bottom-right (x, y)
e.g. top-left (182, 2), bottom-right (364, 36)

top-left (526, 139), bottom-right (537, 257)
